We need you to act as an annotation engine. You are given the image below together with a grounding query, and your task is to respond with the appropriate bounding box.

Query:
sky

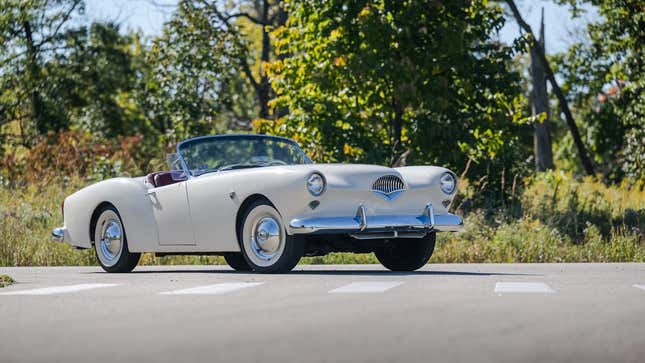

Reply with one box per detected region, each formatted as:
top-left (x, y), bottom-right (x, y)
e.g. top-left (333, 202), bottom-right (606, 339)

top-left (85, 0), bottom-right (599, 55)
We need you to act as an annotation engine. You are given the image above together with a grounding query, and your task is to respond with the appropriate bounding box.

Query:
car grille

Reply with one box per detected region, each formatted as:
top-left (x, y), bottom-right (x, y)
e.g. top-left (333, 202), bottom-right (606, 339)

top-left (371, 175), bottom-right (406, 195)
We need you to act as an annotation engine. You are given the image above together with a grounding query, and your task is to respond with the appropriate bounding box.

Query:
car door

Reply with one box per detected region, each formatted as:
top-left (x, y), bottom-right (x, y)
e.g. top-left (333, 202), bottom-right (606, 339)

top-left (148, 181), bottom-right (195, 245)
top-left (185, 173), bottom-right (240, 251)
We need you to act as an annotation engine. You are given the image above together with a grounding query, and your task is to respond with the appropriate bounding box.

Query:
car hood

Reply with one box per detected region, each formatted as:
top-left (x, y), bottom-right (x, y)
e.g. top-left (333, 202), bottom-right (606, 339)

top-left (302, 164), bottom-right (400, 188)
top-left (190, 162), bottom-right (450, 191)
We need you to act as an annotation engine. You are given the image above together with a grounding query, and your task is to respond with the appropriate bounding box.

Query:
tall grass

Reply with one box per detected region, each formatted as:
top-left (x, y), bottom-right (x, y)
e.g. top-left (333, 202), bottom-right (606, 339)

top-left (0, 171), bottom-right (642, 266)
top-left (0, 180), bottom-right (224, 266)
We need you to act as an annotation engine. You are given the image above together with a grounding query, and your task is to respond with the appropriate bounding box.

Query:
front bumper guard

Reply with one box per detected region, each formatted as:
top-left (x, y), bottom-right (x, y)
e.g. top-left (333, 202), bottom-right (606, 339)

top-left (52, 227), bottom-right (68, 243)
top-left (289, 203), bottom-right (463, 235)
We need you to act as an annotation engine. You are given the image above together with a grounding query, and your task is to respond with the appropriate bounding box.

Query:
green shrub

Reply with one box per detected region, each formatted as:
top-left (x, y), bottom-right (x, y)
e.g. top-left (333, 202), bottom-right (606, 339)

top-left (0, 274), bottom-right (13, 287)
top-left (0, 169), bottom-right (642, 266)
top-left (521, 171), bottom-right (644, 241)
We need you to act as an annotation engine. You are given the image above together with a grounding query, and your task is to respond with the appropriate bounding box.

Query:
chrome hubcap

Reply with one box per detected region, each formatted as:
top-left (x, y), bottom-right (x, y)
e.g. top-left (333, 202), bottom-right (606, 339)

top-left (251, 217), bottom-right (281, 261)
top-left (95, 210), bottom-right (124, 267)
top-left (100, 220), bottom-right (122, 261)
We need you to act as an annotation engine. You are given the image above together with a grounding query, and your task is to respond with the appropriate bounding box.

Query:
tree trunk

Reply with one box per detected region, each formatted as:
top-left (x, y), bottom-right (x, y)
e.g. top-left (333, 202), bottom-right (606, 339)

top-left (506, 0), bottom-right (595, 176)
top-left (23, 20), bottom-right (45, 138)
top-left (257, 0), bottom-right (271, 119)
top-left (530, 8), bottom-right (554, 171)
top-left (390, 97), bottom-right (405, 167)
top-left (274, 3), bottom-right (290, 118)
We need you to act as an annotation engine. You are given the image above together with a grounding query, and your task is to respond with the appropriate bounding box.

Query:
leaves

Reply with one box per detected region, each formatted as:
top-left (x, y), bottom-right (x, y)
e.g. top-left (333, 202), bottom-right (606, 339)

top-left (553, 0), bottom-right (644, 182)
top-left (261, 0), bottom-right (532, 188)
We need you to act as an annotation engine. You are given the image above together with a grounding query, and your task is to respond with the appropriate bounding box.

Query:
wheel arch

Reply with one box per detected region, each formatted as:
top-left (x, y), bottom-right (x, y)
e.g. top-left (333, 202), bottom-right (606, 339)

top-left (89, 201), bottom-right (117, 244)
top-left (63, 177), bottom-right (158, 252)
top-left (235, 193), bottom-right (275, 246)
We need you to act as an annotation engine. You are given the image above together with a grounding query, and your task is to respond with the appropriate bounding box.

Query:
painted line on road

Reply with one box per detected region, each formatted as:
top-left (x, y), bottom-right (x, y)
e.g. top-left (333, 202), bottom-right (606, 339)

top-left (634, 284), bottom-right (645, 291)
top-left (495, 282), bottom-right (555, 294)
top-left (159, 282), bottom-right (264, 295)
top-left (329, 281), bottom-right (404, 294)
top-left (0, 283), bottom-right (121, 296)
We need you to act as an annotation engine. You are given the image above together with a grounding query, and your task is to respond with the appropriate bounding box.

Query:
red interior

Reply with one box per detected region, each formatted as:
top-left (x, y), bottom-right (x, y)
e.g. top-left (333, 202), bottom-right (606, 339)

top-left (146, 171), bottom-right (187, 188)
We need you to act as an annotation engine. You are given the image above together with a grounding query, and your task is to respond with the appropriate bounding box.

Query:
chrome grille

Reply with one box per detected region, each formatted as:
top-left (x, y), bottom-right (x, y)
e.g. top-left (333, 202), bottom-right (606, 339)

top-left (371, 175), bottom-right (406, 195)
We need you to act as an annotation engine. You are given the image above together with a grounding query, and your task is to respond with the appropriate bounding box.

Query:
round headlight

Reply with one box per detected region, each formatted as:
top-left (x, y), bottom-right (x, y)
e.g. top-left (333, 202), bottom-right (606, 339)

top-left (440, 172), bottom-right (456, 195)
top-left (306, 173), bottom-right (326, 196)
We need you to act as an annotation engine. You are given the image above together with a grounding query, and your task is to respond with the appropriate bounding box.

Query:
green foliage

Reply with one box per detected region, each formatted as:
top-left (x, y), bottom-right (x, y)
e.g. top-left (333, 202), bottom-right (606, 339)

top-left (60, 23), bottom-right (149, 138)
top-left (0, 0), bottom-right (154, 149)
top-left (0, 178), bottom-right (226, 266)
top-left (553, 0), bottom-right (644, 182)
top-left (1, 170), bottom-right (641, 266)
top-left (0, 0), bottom-right (642, 266)
top-left (141, 1), bottom-right (248, 140)
top-left (434, 214), bottom-right (643, 263)
top-left (259, 0), bottom-right (533, 191)
top-left (521, 171), bottom-right (644, 240)
top-left (0, 274), bottom-right (13, 287)
top-left (0, 0), bottom-right (85, 136)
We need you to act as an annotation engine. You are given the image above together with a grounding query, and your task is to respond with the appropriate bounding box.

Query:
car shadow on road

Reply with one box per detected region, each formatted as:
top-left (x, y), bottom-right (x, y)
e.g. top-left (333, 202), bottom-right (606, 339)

top-left (102, 269), bottom-right (541, 277)
top-left (291, 270), bottom-right (541, 277)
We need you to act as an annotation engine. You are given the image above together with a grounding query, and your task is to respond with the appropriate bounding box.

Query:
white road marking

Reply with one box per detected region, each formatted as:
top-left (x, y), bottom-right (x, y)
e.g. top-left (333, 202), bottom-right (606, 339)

top-left (329, 281), bottom-right (404, 293)
top-left (634, 284), bottom-right (645, 291)
top-left (0, 283), bottom-right (120, 296)
top-left (495, 282), bottom-right (555, 294)
top-left (159, 282), bottom-right (264, 295)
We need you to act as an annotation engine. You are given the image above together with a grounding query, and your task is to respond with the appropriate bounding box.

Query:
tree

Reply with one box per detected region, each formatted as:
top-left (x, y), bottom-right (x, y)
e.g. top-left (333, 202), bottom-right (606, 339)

top-left (0, 0), bottom-right (84, 142)
top-left (553, 0), bottom-right (644, 182)
top-left (141, 0), bottom-right (247, 139)
top-left (529, 9), bottom-right (554, 171)
top-left (505, 0), bottom-right (595, 176)
top-left (260, 0), bottom-right (533, 189)
top-left (0, 1), bottom-right (147, 144)
top-left (54, 23), bottom-right (146, 138)
top-left (147, 0), bottom-right (288, 128)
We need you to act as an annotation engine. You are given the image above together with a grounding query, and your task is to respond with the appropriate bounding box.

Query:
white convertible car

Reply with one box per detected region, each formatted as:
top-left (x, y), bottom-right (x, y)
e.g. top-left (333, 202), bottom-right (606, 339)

top-left (52, 134), bottom-right (463, 273)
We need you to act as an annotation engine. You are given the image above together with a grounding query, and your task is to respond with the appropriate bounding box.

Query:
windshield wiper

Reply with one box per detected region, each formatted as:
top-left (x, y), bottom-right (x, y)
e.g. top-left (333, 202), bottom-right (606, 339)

top-left (216, 163), bottom-right (265, 172)
top-left (194, 162), bottom-right (271, 176)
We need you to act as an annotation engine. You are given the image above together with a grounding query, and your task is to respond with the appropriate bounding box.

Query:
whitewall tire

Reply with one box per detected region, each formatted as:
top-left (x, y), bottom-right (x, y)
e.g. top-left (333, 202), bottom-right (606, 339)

top-left (238, 199), bottom-right (303, 273)
top-left (93, 205), bottom-right (140, 273)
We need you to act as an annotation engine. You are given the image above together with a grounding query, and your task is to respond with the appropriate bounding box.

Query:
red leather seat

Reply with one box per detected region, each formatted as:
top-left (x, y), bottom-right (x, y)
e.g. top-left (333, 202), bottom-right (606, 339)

top-left (146, 171), bottom-right (186, 187)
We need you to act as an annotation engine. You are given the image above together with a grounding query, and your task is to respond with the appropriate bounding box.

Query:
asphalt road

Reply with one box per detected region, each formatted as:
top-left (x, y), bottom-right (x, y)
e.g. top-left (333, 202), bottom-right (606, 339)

top-left (0, 263), bottom-right (644, 363)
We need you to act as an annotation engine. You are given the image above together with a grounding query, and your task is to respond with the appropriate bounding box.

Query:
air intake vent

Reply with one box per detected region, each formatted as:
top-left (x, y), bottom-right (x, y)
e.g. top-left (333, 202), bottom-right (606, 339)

top-left (371, 175), bottom-right (406, 198)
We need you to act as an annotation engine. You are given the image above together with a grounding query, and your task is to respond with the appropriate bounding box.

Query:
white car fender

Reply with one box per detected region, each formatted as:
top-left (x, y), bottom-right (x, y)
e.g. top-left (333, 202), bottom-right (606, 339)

top-left (63, 177), bottom-right (158, 251)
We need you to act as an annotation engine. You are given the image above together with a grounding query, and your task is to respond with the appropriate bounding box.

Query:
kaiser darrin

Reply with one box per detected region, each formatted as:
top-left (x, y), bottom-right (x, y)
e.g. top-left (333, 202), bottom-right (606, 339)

top-left (52, 134), bottom-right (463, 273)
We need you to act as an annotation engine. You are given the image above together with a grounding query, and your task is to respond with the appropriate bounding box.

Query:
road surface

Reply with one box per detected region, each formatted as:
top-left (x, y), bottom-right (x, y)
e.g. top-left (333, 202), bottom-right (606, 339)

top-left (0, 263), bottom-right (644, 363)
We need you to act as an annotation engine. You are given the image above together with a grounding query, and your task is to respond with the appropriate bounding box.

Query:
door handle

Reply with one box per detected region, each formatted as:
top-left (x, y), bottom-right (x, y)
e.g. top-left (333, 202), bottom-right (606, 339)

top-left (146, 190), bottom-right (156, 196)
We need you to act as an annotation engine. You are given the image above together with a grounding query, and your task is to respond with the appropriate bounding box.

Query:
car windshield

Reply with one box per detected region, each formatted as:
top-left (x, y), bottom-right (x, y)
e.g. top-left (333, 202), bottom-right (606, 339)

top-left (177, 135), bottom-right (311, 176)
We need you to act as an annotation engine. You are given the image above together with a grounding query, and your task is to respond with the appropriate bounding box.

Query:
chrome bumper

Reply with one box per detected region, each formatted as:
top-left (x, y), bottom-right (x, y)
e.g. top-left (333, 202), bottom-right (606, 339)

top-left (52, 227), bottom-right (67, 243)
top-left (289, 203), bottom-right (463, 235)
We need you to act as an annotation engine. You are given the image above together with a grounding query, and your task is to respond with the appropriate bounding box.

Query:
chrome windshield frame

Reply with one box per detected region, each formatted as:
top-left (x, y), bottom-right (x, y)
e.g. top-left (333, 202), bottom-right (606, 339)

top-left (175, 134), bottom-right (312, 178)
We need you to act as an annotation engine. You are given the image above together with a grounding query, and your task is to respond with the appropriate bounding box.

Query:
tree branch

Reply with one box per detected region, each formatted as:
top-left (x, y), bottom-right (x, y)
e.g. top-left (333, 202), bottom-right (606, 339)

top-left (201, 0), bottom-right (261, 91)
top-left (222, 12), bottom-right (269, 26)
top-left (35, 0), bottom-right (82, 48)
top-left (506, 0), bottom-right (595, 175)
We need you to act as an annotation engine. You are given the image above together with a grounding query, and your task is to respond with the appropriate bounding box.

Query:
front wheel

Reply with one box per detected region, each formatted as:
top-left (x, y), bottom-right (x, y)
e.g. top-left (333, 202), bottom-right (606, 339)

top-left (238, 199), bottom-right (304, 273)
top-left (223, 253), bottom-right (252, 271)
top-left (374, 232), bottom-right (436, 271)
top-left (93, 205), bottom-right (140, 273)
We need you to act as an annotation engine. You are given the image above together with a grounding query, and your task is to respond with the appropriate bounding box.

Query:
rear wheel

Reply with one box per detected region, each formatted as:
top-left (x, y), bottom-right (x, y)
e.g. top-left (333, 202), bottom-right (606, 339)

top-left (374, 232), bottom-right (436, 271)
top-left (238, 199), bottom-right (304, 273)
top-left (93, 205), bottom-right (140, 273)
top-left (223, 253), bottom-right (252, 271)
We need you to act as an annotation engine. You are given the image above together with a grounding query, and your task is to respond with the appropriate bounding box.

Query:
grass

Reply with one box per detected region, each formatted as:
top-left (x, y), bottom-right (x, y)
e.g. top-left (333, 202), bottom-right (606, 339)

top-left (0, 172), bottom-right (642, 266)
top-left (0, 274), bottom-right (14, 287)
